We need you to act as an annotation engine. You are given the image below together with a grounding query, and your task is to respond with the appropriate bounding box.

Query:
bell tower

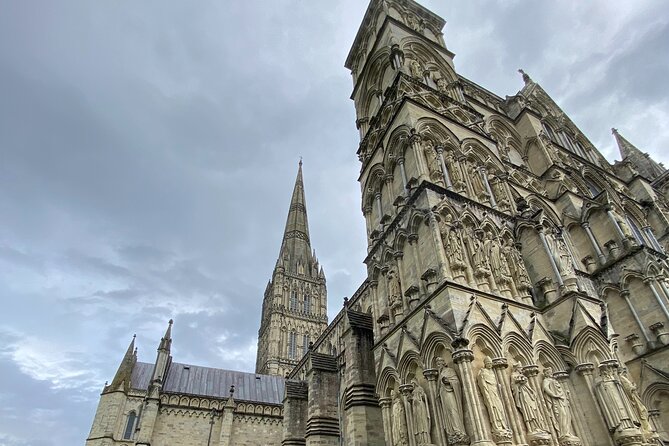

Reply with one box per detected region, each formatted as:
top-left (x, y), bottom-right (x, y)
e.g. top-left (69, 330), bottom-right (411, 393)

top-left (256, 161), bottom-right (328, 376)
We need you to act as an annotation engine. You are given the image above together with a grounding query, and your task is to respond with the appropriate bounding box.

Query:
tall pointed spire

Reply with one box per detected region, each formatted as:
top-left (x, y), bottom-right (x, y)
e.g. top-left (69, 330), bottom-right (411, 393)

top-left (612, 128), bottom-right (665, 180)
top-left (108, 335), bottom-right (137, 392)
top-left (277, 161), bottom-right (317, 277)
top-left (158, 319), bottom-right (173, 352)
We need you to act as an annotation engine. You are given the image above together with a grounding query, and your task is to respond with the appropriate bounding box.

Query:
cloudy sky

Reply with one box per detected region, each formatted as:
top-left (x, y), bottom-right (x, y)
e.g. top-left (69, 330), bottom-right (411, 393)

top-left (1, 1), bottom-right (668, 444)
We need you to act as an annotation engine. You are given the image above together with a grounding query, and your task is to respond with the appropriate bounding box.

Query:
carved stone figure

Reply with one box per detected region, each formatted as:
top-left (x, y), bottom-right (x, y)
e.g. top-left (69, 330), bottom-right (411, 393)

top-left (446, 155), bottom-right (465, 192)
top-left (469, 162), bottom-right (488, 200)
top-left (477, 356), bottom-right (509, 433)
top-left (387, 268), bottom-right (404, 318)
top-left (486, 232), bottom-right (510, 281)
top-left (542, 367), bottom-right (580, 443)
top-left (595, 363), bottom-right (639, 434)
top-left (410, 379), bottom-right (432, 445)
top-left (435, 76), bottom-right (448, 94)
top-left (409, 59), bottom-right (423, 79)
top-left (436, 357), bottom-right (468, 444)
top-left (471, 230), bottom-right (490, 274)
top-left (423, 140), bottom-right (444, 186)
top-left (548, 231), bottom-right (576, 277)
top-left (392, 390), bottom-right (409, 446)
top-left (511, 363), bottom-right (548, 435)
top-left (505, 240), bottom-right (533, 291)
top-left (619, 368), bottom-right (658, 443)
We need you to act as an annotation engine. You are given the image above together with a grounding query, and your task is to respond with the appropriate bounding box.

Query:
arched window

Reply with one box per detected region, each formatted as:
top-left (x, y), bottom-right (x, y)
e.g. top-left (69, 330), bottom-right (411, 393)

top-left (304, 295), bottom-right (311, 314)
top-left (302, 334), bottom-right (310, 355)
top-left (585, 178), bottom-right (602, 197)
top-left (542, 121), bottom-right (558, 143)
top-left (290, 291), bottom-right (298, 311)
top-left (626, 216), bottom-right (646, 246)
top-left (288, 331), bottom-right (297, 359)
top-left (123, 411), bottom-right (138, 440)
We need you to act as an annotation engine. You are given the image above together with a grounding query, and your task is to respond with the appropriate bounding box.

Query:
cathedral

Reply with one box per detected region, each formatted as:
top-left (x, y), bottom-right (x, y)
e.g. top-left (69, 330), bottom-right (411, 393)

top-left (86, 1), bottom-right (669, 445)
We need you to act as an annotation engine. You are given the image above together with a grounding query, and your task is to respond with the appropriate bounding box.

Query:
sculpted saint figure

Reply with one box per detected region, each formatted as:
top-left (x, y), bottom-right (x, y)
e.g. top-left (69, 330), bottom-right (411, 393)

top-left (595, 364), bottom-right (638, 433)
top-left (447, 226), bottom-right (466, 269)
top-left (436, 357), bottom-right (468, 444)
top-left (409, 59), bottom-right (423, 79)
top-left (511, 363), bottom-right (548, 434)
top-left (619, 368), bottom-right (657, 442)
top-left (469, 162), bottom-right (488, 200)
top-left (471, 230), bottom-right (490, 273)
top-left (387, 268), bottom-right (403, 317)
top-left (548, 231), bottom-right (576, 277)
top-left (446, 155), bottom-right (465, 192)
top-left (485, 232), bottom-right (509, 280)
top-left (504, 240), bottom-right (533, 291)
top-left (392, 390), bottom-right (409, 446)
top-left (477, 356), bottom-right (509, 433)
top-left (410, 379), bottom-right (433, 445)
top-left (542, 367), bottom-right (577, 439)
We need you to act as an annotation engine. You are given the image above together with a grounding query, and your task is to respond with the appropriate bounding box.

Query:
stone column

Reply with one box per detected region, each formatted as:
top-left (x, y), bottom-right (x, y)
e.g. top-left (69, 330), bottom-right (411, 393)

top-left (492, 358), bottom-right (527, 446)
top-left (574, 364), bottom-right (615, 446)
top-left (435, 146), bottom-right (453, 190)
top-left (646, 279), bottom-right (669, 323)
top-left (375, 192), bottom-right (383, 228)
top-left (218, 387), bottom-right (236, 446)
top-left (452, 339), bottom-right (495, 446)
top-left (409, 234), bottom-right (426, 297)
top-left (283, 380), bottom-right (308, 446)
top-left (342, 310), bottom-right (384, 446)
top-left (537, 226), bottom-right (564, 287)
top-left (621, 291), bottom-right (653, 345)
top-left (605, 209), bottom-right (627, 244)
top-left (427, 210), bottom-right (451, 281)
top-left (379, 397), bottom-right (394, 446)
top-left (398, 157), bottom-right (409, 195)
top-left (135, 382), bottom-right (161, 445)
top-left (643, 226), bottom-right (664, 252)
top-left (400, 384), bottom-right (417, 446)
top-left (369, 280), bottom-right (381, 338)
top-left (395, 252), bottom-right (410, 314)
top-left (363, 205), bottom-right (373, 240)
top-left (581, 222), bottom-right (606, 265)
top-left (423, 368), bottom-right (447, 446)
top-left (305, 353), bottom-right (340, 446)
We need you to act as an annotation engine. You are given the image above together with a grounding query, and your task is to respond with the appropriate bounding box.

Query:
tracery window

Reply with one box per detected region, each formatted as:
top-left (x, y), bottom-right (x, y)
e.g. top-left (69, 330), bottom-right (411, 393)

top-left (288, 331), bottom-right (297, 359)
top-left (304, 295), bottom-right (311, 314)
top-left (123, 411), bottom-right (137, 440)
top-left (290, 291), bottom-right (298, 311)
top-left (302, 334), bottom-right (310, 355)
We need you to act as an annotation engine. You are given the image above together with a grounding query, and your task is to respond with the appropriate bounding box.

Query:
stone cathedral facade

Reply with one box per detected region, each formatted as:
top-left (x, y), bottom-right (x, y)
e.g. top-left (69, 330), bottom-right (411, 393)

top-left (87, 1), bottom-right (669, 446)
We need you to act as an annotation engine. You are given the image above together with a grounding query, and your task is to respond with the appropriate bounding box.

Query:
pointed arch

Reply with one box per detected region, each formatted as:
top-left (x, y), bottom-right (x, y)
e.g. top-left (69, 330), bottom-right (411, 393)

top-left (570, 326), bottom-right (613, 365)
top-left (397, 350), bottom-right (422, 383)
top-left (502, 332), bottom-right (533, 366)
top-left (420, 330), bottom-right (454, 369)
top-left (465, 323), bottom-right (503, 358)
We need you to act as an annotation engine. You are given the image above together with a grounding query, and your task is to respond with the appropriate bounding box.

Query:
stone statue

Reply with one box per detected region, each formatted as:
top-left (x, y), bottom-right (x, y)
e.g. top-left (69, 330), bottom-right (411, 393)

top-left (471, 230), bottom-right (490, 274)
top-left (619, 368), bottom-right (658, 443)
top-left (486, 233), bottom-right (510, 280)
top-left (436, 76), bottom-right (448, 94)
top-left (477, 356), bottom-right (509, 433)
top-left (423, 141), bottom-right (444, 186)
top-left (409, 59), bottom-right (423, 79)
top-left (594, 363), bottom-right (638, 434)
top-left (447, 226), bottom-right (466, 270)
top-left (446, 155), bottom-right (465, 192)
top-left (542, 367), bottom-right (579, 442)
top-left (505, 240), bottom-right (533, 291)
top-left (387, 268), bottom-right (403, 318)
top-left (511, 363), bottom-right (548, 435)
top-left (392, 390), bottom-right (409, 446)
top-left (410, 379), bottom-right (432, 446)
top-left (469, 162), bottom-right (488, 200)
top-left (436, 357), bottom-right (468, 444)
top-left (548, 231), bottom-right (576, 277)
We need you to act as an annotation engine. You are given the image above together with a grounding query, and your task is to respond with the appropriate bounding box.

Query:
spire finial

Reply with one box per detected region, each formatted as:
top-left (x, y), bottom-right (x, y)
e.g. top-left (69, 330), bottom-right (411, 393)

top-left (299, 157), bottom-right (303, 167)
top-left (611, 127), bottom-right (618, 134)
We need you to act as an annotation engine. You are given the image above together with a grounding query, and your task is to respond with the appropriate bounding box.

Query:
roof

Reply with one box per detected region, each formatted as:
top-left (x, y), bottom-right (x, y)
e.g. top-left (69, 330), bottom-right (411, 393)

top-left (131, 361), bottom-right (285, 405)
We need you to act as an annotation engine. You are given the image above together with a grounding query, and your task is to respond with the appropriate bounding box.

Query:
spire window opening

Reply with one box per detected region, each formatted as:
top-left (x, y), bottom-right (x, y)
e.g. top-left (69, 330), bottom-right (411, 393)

top-left (288, 331), bottom-right (297, 359)
top-left (290, 291), bottom-right (298, 311)
top-left (123, 411), bottom-right (138, 440)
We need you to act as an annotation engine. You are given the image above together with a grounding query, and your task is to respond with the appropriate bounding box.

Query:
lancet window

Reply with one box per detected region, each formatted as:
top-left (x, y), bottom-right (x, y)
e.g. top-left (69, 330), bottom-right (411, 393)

top-left (123, 411), bottom-right (137, 440)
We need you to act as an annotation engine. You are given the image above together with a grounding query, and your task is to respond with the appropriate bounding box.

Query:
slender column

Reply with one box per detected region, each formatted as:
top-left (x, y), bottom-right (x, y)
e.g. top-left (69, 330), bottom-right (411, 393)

top-left (646, 279), bottom-right (669, 323)
top-left (395, 252), bottom-right (410, 313)
top-left (363, 206), bottom-right (373, 240)
top-left (423, 369), bottom-right (447, 446)
top-left (400, 384), bottom-right (417, 446)
top-left (492, 358), bottom-right (526, 446)
top-left (380, 266), bottom-right (393, 325)
top-left (537, 226), bottom-right (564, 287)
top-left (582, 222), bottom-right (606, 265)
top-left (452, 339), bottom-right (495, 446)
top-left (606, 209), bottom-right (626, 241)
top-left (435, 146), bottom-right (453, 190)
top-left (369, 280), bottom-right (380, 338)
top-left (398, 157), bottom-right (409, 194)
top-left (379, 397), bottom-right (393, 446)
top-left (480, 167), bottom-right (497, 209)
top-left (643, 226), bottom-right (664, 252)
top-left (428, 210), bottom-right (450, 280)
top-left (621, 291), bottom-right (653, 344)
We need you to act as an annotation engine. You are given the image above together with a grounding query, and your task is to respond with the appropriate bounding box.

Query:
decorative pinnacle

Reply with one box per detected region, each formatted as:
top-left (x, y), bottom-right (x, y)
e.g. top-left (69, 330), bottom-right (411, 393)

top-left (518, 68), bottom-right (531, 85)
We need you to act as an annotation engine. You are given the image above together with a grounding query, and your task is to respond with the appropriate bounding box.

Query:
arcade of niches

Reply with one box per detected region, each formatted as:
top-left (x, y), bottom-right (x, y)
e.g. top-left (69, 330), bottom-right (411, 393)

top-left (284, 1), bottom-right (669, 446)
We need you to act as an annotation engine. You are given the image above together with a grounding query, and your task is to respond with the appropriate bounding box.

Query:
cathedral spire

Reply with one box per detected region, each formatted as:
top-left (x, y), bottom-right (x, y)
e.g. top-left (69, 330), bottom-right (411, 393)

top-left (277, 161), bottom-right (317, 277)
top-left (108, 335), bottom-right (137, 392)
top-left (612, 128), bottom-right (665, 180)
top-left (158, 319), bottom-right (173, 353)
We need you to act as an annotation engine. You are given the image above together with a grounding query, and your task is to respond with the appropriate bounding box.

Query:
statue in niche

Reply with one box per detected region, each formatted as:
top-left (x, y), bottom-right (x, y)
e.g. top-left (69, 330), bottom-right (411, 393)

top-left (471, 230), bottom-right (491, 274)
top-left (511, 363), bottom-right (548, 435)
top-left (548, 231), bottom-right (576, 277)
top-left (594, 363), bottom-right (638, 435)
top-left (446, 155), bottom-right (465, 192)
top-left (410, 379), bottom-right (433, 445)
top-left (405, 13), bottom-right (422, 33)
top-left (423, 140), bottom-right (444, 186)
top-left (435, 76), bottom-right (448, 94)
top-left (619, 368), bottom-right (658, 443)
top-left (542, 367), bottom-right (579, 442)
top-left (409, 59), bottom-right (423, 80)
top-left (436, 357), bottom-right (469, 444)
top-left (468, 160), bottom-right (488, 200)
top-left (477, 356), bottom-right (509, 434)
top-left (387, 268), bottom-right (404, 319)
top-left (446, 224), bottom-right (466, 270)
top-left (391, 390), bottom-right (409, 446)
top-left (491, 177), bottom-right (511, 210)
top-left (504, 240), bottom-right (533, 291)
top-left (485, 232), bottom-right (510, 282)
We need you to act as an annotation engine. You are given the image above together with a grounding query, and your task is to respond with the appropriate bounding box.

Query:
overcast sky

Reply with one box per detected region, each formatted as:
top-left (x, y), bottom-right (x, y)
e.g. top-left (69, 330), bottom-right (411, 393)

top-left (1, 1), bottom-right (668, 445)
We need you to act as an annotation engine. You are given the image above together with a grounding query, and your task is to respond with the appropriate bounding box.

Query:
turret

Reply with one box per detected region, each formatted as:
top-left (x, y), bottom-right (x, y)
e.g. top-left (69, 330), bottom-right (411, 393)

top-left (151, 319), bottom-right (173, 385)
top-left (613, 127), bottom-right (665, 181)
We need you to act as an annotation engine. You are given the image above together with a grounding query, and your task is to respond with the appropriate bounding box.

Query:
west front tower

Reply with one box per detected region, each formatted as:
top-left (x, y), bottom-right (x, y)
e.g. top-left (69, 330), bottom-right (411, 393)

top-left (256, 161), bottom-right (328, 377)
